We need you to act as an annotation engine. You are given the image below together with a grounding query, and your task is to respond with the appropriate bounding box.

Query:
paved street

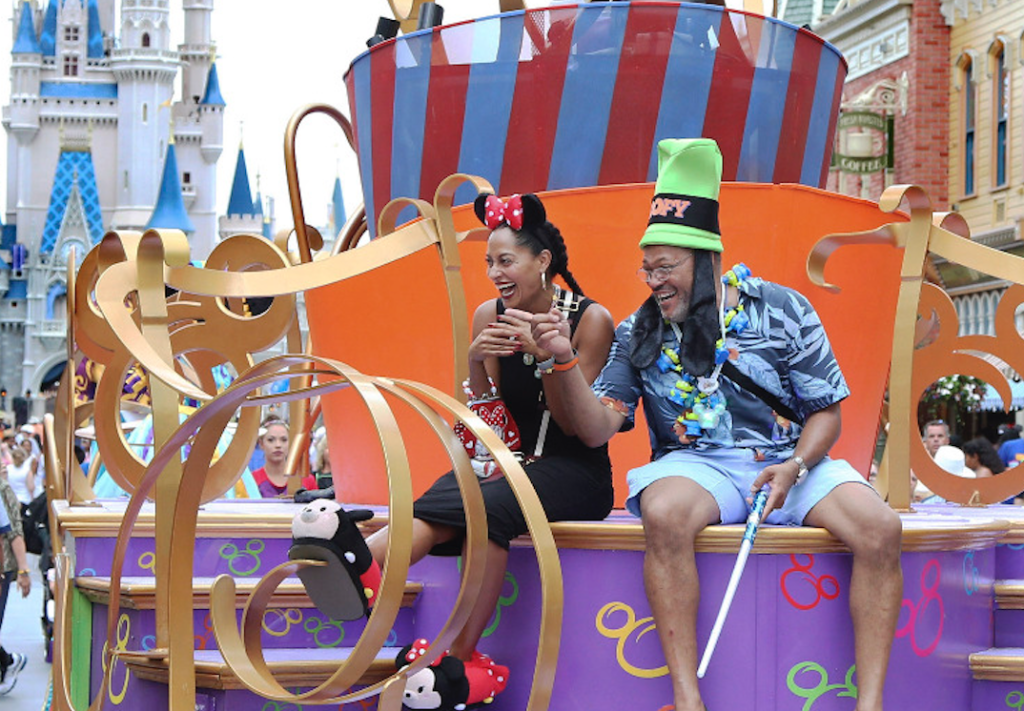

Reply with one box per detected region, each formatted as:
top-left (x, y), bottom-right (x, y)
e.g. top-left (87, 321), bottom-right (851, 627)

top-left (1, 558), bottom-right (50, 708)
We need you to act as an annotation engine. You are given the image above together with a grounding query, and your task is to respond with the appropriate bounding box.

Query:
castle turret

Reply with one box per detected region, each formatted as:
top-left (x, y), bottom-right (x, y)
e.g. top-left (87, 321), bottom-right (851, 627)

top-left (39, 0), bottom-right (56, 56)
top-left (146, 141), bottom-right (195, 234)
top-left (217, 143), bottom-right (260, 240)
top-left (9, 1), bottom-right (42, 147)
top-left (330, 176), bottom-right (346, 239)
top-left (13, 2), bottom-right (41, 55)
top-left (180, 0), bottom-right (213, 105)
top-left (86, 0), bottom-right (104, 58)
top-left (175, 2), bottom-right (220, 258)
top-left (198, 61), bottom-right (224, 164)
top-left (109, 0), bottom-right (178, 230)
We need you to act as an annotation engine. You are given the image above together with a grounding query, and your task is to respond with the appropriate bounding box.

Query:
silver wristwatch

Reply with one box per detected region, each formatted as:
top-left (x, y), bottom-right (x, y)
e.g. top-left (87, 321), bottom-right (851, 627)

top-left (791, 455), bottom-right (810, 486)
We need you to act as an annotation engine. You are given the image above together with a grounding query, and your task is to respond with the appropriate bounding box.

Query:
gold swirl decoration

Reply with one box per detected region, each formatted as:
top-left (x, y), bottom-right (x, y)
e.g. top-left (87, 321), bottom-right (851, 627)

top-left (53, 355), bottom-right (562, 711)
top-left (87, 230), bottom-right (296, 501)
top-left (49, 100), bottom-right (554, 711)
top-left (93, 173), bottom-right (490, 411)
top-left (808, 184), bottom-right (1024, 507)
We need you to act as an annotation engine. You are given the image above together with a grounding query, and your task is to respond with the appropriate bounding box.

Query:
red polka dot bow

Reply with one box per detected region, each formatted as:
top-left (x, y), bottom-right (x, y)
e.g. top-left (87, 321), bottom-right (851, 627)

top-left (483, 194), bottom-right (524, 230)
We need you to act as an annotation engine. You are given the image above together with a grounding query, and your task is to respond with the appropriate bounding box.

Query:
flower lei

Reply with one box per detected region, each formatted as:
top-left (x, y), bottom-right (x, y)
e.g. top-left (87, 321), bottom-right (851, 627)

top-left (657, 263), bottom-right (752, 445)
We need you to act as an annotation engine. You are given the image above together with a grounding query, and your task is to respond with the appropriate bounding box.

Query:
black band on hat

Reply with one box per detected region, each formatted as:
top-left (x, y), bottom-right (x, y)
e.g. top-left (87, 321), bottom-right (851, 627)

top-left (646, 193), bottom-right (720, 235)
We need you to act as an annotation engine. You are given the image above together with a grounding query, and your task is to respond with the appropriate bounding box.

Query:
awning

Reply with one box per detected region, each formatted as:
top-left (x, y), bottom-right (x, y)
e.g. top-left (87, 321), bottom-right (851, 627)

top-left (980, 380), bottom-right (1024, 412)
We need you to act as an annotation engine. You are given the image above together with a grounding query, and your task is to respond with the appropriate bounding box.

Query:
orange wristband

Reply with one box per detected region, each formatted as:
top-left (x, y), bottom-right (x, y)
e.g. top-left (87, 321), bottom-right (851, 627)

top-left (552, 356), bottom-right (579, 371)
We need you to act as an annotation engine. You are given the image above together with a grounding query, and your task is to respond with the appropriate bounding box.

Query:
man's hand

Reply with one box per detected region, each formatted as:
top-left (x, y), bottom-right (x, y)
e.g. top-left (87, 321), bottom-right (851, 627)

top-left (530, 307), bottom-right (573, 361)
top-left (16, 570), bottom-right (30, 597)
top-left (499, 308), bottom-right (550, 362)
top-left (749, 459), bottom-right (801, 520)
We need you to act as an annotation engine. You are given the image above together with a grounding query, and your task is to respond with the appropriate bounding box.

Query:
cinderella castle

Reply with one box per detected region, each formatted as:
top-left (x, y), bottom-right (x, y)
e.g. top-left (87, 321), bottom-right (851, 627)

top-left (0, 0), bottom-right (347, 416)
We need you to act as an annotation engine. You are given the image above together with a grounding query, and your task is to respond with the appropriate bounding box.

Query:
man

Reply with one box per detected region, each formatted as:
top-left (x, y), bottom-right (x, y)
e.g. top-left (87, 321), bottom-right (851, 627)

top-left (0, 460), bottom-right (29, 695)
top-left (533, 138), bottom-right (902, 711)
top-left (997, 423), bottom-right (1024, 469)
top-left (922, 420), bottom-right (950, 458)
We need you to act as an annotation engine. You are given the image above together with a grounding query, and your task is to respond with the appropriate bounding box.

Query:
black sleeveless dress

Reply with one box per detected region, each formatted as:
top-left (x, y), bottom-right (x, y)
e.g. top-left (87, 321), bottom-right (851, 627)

top-left (413, 295), bottom-right (614, 554)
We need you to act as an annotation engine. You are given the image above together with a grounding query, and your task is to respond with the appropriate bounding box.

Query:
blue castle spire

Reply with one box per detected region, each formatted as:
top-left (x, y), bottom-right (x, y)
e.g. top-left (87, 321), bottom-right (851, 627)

top-left (146, 143), bottom-right (195, 233)
top-left (226, 145), bottom-right (256, 217)
top-left (200, 62), bottom-right (225, 106)
top-left (39, 0), bottom-right (56, 56)
top-left (87, 0), bottom-right (103, 58)
top-left (331, 176), bottom-right (346, 237)
top-left (13, 2), bottom-right (41, 54)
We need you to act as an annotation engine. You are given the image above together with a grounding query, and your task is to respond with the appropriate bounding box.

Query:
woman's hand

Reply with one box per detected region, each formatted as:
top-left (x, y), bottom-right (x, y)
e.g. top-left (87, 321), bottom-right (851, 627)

top-left (531, 307), bottom-right (573, 362)
top-left (468, 319), bottom-right (523, 362)
top-left (499, 308), bottom-right (551, 361)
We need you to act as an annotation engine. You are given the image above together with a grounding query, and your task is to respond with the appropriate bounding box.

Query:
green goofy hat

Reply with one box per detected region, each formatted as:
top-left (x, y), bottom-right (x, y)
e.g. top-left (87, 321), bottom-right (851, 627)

top-left (640, 138), bottom-right (723, 253)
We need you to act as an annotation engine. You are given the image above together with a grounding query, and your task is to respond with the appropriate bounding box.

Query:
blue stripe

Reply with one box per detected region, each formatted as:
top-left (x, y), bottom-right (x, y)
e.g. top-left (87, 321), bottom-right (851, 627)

top-left (391, 33), bottom-right (433, 225)
top-left (547, 4), bottom-right (629, 190)
top-left (40, 81), bottom-right (117, 98)
top-left (648, 6), bottom-right (723, 180)
top-left (800, 46), bottom-right (841, 187)
top-left (736, 20), bottom-right (796, 182)
top-left (352, 58), bottom-right (375, 237)
top-left (455, 13), bottom-right (524, 205)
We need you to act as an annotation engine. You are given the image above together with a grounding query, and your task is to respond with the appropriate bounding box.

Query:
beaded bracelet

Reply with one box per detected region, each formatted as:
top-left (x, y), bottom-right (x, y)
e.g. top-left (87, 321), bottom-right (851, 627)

top-left (462, 376), bottom-right (499, 401)
top-left (535, 355), bottom-right (556, 378)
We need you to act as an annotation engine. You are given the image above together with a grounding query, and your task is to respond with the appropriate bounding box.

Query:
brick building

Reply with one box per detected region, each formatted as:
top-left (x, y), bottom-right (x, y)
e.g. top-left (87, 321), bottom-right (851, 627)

top-left (812, 0), bottom-right (950, 209)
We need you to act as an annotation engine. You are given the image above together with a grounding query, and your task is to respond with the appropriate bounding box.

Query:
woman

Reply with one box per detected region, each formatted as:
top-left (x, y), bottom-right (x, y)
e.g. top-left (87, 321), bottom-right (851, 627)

top-left (366, 192), bottom-right (615, 701)
top-left (6, 444), bottom-right (35, 507)
top-left (313, 435), bottom-right (332, 490)
top-left (250, 418), bottom-right (315, 498)
top-left (963, 437), bottom-right (1005, 478)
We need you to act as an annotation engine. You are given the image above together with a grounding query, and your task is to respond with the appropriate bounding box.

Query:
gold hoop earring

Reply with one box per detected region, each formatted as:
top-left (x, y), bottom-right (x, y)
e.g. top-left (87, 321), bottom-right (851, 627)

top-left (541, 271), bottom-right (548, 291)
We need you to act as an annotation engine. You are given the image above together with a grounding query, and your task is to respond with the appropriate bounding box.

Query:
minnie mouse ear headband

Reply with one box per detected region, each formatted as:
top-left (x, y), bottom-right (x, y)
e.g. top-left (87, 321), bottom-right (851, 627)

top-left (473, 192), bottom-right (546, 231)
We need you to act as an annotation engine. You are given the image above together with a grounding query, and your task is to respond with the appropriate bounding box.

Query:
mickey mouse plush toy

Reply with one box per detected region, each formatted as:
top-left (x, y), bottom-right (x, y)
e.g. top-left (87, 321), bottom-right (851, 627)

top-left (396, 639), bottom-right (509, 710)
top-left (289, 500), bottom-right (382, 621)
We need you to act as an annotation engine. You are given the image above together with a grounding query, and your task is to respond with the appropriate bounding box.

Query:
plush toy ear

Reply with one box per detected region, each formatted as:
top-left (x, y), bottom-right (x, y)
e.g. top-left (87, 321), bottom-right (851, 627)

top-left (519, 193), bottom-right (546, 229)
top-left (473, 193), bottom-right (493, 225)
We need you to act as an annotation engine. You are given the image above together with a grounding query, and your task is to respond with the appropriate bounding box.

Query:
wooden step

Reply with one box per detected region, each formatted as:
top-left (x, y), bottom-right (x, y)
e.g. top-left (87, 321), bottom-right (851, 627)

top-left (125, 647), bottom-right (402, 690)
top-left (970, 647), bottom-right (1024, 681)
top-left (56, 499), bottom-right (1014, 555)
top-left (995, 580), bottom-right (1024, 610)
top-left (75, 575), bottom-right (423, 610)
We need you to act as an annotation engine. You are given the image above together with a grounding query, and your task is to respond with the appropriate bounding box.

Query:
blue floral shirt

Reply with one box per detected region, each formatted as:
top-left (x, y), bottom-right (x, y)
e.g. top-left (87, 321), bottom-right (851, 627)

top-left (592, 278), bottom-right (849, 461)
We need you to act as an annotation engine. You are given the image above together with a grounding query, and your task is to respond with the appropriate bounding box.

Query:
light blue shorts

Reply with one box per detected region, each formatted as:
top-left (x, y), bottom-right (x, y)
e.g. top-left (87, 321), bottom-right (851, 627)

top-left (626, 448), bottom-right (871, 525)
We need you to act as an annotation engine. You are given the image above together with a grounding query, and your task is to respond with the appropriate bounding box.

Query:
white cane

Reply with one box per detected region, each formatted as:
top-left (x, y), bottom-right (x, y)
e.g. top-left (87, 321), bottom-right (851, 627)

top-left (696, 486), bottom-right (769, 679)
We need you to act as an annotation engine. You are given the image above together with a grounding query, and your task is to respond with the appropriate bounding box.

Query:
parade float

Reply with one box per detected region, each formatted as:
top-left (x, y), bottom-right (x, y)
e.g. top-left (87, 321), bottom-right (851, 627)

top-left (41, 2), bottom-right (1024, 710)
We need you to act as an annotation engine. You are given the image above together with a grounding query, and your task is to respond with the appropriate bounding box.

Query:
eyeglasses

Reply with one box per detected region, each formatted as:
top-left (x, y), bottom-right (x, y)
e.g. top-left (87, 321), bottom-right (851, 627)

top-left (637, 262), bottom-right (683, 284)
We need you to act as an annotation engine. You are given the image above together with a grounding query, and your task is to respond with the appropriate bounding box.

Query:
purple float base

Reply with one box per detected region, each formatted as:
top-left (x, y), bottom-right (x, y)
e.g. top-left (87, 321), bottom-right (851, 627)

top-left (394, 546), bottom-right (993, 711)
top-left (74, 535), bottom-right (293, 578)
top-left (73, 506), bottom-right (1007, 710)
top-left (973, 677), bottom-right (1024, 711)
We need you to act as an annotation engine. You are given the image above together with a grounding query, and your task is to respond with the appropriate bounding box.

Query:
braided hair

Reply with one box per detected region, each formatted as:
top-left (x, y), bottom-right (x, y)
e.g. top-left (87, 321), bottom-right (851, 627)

top-left (473, 192), bottom-right (586, 296)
